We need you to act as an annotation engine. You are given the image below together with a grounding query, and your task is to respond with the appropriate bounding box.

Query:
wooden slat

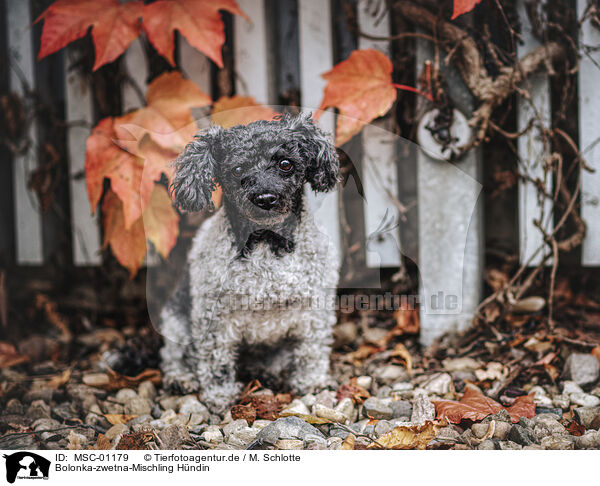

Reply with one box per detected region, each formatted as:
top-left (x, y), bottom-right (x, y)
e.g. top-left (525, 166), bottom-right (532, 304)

top-left (233, 0), bottom-right (274, 104)
top-left (517, 0), bottom-right (553, 266)
top-left (357, 0), bottom-right (402, 268)
top-left (64, 49), bottom-right (102, 265)
top-left (578, 0), bottom-right (600, 265)
top-left (6, 0), bottom-right (44, 264)
top-left (298, 0), bottom-right (341, 258)
top-left (416, 36), bottom-right (483, 346)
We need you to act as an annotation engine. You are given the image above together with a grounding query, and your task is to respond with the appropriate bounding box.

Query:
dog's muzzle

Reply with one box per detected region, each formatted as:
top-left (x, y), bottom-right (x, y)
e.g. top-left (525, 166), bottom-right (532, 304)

top-left (251, 193), bottom-right (279, 210)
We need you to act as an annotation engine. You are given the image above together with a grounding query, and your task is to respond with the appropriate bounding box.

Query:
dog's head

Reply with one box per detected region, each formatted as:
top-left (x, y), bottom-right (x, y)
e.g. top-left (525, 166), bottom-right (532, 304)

top-left (170, 113), bottom-right (339, 225)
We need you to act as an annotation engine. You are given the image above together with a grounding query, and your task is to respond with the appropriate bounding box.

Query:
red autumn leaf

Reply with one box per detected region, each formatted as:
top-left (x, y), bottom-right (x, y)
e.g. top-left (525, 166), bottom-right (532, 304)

top-left (102, 189), bottom-right (147, 277)
top-left (36, 0), bottom-right (143, 71)
top-left (451, 0), bottom-right (483, 19)
top-left (142, 0), bottom-right (248, 68)
top-left (318, 49), bottom-right (397, 146)
top-left (433, 387), bottom-right (536, 424)
top-left (211, 96), bottom-right (277, 128)
top-left (142, 185), bottom-right (180, 259)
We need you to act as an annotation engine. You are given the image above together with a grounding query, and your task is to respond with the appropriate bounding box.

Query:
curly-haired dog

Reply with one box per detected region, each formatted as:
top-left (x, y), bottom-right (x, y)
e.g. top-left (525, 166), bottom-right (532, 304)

top-left (160, 113), bottom-right (340, 413)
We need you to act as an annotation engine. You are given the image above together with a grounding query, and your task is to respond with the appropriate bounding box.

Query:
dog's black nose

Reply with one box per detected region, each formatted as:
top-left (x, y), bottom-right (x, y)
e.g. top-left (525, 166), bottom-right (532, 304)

top-left (252, 193), bottom-right (279, 210)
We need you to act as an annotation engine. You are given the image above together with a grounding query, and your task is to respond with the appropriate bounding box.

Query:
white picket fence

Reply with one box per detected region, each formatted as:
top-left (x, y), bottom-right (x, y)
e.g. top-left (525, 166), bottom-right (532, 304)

top-left (4, 0), bottom-right (600, 345)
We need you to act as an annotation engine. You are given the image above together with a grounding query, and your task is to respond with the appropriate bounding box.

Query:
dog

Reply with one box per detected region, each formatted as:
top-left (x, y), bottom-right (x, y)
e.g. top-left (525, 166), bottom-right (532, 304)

top-left (159, 112), bottom-right (340, 414)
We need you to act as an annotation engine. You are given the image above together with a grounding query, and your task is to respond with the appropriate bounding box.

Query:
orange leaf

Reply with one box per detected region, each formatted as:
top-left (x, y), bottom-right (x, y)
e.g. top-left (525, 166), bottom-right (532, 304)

top-left (318, 49), bottom-right (397, 145)
top-left (592, 346), bottom-right (600, 364)
top-left (451, 0), bottom-right (483, 19)
top-left (0, 341), bottom-right (30, 368)
top-left (433, 387), bottom-right (535, 424)
top-left (211, 96), bottom-right (277, 128)
top-left (36, 0), bottom-right (142, 71)
top-left (142, 0), bottom-right (248, 67)
top-left (102, 189), bottom-right (146, 277)
top-left (142, 185), bottom-right (180, 259)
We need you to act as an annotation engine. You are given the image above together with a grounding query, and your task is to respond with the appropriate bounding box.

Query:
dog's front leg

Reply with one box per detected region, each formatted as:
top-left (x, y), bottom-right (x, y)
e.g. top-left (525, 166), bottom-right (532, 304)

top-left (193, 337), bottom-right (242, 415)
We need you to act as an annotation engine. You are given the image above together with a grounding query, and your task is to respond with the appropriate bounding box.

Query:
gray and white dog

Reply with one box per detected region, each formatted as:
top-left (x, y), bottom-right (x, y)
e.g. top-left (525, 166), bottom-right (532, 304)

top-left (159, 112), bottom-right (340, 414)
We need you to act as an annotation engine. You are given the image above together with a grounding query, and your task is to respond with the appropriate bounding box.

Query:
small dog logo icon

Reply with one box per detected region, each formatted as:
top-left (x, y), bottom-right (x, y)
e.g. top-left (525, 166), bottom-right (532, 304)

top-left (3, 452), bottom-right (51, 483)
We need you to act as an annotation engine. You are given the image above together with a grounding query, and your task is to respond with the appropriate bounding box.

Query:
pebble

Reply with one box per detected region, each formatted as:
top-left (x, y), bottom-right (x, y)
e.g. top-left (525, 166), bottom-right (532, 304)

top-left (276, 439), bottom-right (304, 450)
top-left (301, 394), bottom-right (316, 408)
top-left (82, 373), bottom-right (110, 388)
top-left (390, 400), bottom-right (412, 419)
top-left (67, 431), bottom-right (88, 450)
top-left (314, 390), bottom-right (336, 409)
top-left (256, 417), bottom-right (324, 445)
top-left (532, 415), bottom-right (566, 442)
top-left (356, 376), bottom-right (372, 390)
top-left (493, 421), bottom-right (511, 440)
top-left (124, 397), bottom-right (152, 415)
top-left (158, 425), bottom-right (192, 449)
top-left (477, 439), bottom-right (496, 450)
top-left (498, 440), bottom-right (522, 450)
top-left (376, 385), bottom-right (392, 398)
top-left (375, 365), bottom-right (409, 383)
top-left (304, 434), bottom-right (327, 450)
top-left (115, 389), bottom-right (138, 403)
top-left (28, 400), bottom-right (52, 420)
top-left (569, 392), bottom-right (600, 408)
top-left (575, 430), bottom-right (600, 449)
top-left (0, 434), bottom-right (39, 450)
top-left (437, 426), bottom-right (461, 442)
top-left (223, 419), bottom-right (248, 438)
top-left (507, 425), bottom-right (535, 446)
top-left (334, 398), bottom-right (355, 422)
top-left (411, 393), bottom-right (435, 425)
top-left (105, 424), bottom-right (129, 441)
top-left (541, 435), bottom-right (574, 450)
top-left (327, 437), bottom-right (343, 450)
top-left (201, 425), bottom-right (224, 443)
top-left (6, 398), bottom-right (24, 415)
top-left (179, 397), bottom-right (209, 421)
top-left (552, 394), bottom-right (571, 410)
top-left (529, 386), bottom-right (553, 407)
top-left (128, 415), bottom-right (153, 426)
top-left (564, 353), bottom-right (600, 386)
top-left (442, 357), bottom-right (481, 372)
top-left (422, 373), bottom-right (452, 395)
top-left (471, 423), bottom-right (491, 439)
top-left (315, 404), bottom-right (347, 423)
top-left (32, 418), bottom-right (61, 431)
top-left (363, 397), bottom-right (393, 420)
top-left (159, 396), bottom-right (180, 411)
top-left (374, 420), bottom-right (395, 437)
top-left (137, 381), bottom-right (157, 401)
top-left (562, 381), bottom-right (584, 396)
top-left (333, 322), bottom-right (358, 348)
top-left (226, 427), bottom-right (259, 447)
top-left (281, 399), bottom-right (311, 416)
top-left (573, 406), bottom-right (600, 428)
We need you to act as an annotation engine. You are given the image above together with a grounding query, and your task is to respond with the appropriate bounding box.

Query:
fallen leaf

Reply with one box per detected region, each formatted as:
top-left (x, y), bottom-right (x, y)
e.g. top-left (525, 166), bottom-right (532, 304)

top-left (390, 304), bottom-right (420, 336)
top-left (0, 341), bottom-right (30, 368)
top-left (142, 185), bottom-right (180, 259)
top-left (211, 96), bottom-right (277, 128)
top-left (336, 380), bottom-right (370, 405)
top-left (36, 0), bottom-right (143, 70)
top-left (566, 421), bottom-right (586, 437)
top-left (277, 412), bottom-right (332, 425)
top-left (474, 362), bottom-right (507, 381)
top-left (433, 387), bottom-right (535, 424)
top-left (369, 421), bottom-right (441, 450)
top-left (237, 383), bottom-right (292, 421)
top-left (142, 0), bottom-right (248, 67)
top-left (390, 342), bottom-right (413, 375)
top-left (85, 367), bottom-right (161, 392)
top-left (318, 49), bottom-right (397, 145)
top-left (511, 296), bottom-right (546, 313)
top-left (451, 0), bottom-right (482, 19)
top-left (592, 346), bottom-right (600, 364)
top-left (104, 414), bottom-right (138, 425)
top-left (93, 433), bottom-right (112, 450)
top-left (46, 368), bottom-right (71, 389)
top-left (231, 403), bottom-right (256, 426)
top-left (341, 434), bottom-right (355, 450)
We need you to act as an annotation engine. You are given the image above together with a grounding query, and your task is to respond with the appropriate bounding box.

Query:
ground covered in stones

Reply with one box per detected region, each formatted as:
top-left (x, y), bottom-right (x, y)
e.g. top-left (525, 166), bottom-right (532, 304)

top-left (1, 323), bottom-right (599, 450)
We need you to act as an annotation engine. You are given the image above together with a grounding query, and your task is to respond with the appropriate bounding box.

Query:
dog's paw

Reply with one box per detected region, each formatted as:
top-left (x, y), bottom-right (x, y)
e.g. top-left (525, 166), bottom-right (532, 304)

top-left (163, 373), bottom-right (201, 395)
top-left (201, 383), bottom-right (242, 415)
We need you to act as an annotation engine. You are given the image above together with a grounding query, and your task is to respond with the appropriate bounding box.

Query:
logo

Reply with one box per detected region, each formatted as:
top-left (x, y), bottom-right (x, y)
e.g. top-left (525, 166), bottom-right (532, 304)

top-left (3, 452), bottom-right (50, 483)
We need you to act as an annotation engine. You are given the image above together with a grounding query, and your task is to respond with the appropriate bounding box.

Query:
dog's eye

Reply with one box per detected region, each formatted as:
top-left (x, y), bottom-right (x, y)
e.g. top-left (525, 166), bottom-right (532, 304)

top-left (278, 160), bottom-right (293, 172)
top-left (232, 166), bottom-right (243, 177)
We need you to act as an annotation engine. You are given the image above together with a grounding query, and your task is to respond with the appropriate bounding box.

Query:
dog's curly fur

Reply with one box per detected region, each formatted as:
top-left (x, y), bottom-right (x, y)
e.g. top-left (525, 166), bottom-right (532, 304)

top-left (159, 113), bottom-right (340, 413)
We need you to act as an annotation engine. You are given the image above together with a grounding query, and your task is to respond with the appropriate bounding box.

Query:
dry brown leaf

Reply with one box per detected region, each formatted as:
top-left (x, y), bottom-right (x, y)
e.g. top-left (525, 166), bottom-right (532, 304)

top-left (336, 379), bottom-right (370, 404)
top-left (84, 368), bottom-right (161, 391)
top-left (35, 294), bottom-right (72, 341)
top-left (104, 414), bottom-right (138, 425)
top-left (46, 368), bottom-right (71, 389)
top-left (341, 434), bottom-right (355, 450)
top-left (93, 433), bottom-right (113, 450)
top-left (278, 412), bottom-right (332, 425)
top-left (231, 403), bottom-right (257, 426)
top-left (0, 341), bottom-right (30, 368)
top-left (433, 387), bottom-right (536, 424)
top-left (390, 343), bottom-right (413, 375)
top-left (369, 421), bottom-right (441, 450)
top-left (592, 346), bottom-right (600, 364)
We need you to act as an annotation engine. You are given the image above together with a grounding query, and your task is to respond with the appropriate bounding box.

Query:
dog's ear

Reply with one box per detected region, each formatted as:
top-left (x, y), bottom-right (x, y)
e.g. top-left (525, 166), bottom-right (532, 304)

top-left (290, 113), bottom-right (339, 192)
top-left (170, 125), bottom-right (224, 212)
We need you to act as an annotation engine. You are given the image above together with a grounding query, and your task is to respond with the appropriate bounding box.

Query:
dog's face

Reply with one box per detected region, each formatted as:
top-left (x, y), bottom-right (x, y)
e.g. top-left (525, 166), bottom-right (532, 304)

top-left (170, 113), bottom-right (339, 226)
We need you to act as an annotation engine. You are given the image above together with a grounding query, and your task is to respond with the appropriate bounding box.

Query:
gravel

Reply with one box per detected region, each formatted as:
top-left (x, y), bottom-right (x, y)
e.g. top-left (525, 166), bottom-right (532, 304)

top-left (564, 353), bottom-right (600, 386)
top-left (363, 397), bottom-right (393, 420)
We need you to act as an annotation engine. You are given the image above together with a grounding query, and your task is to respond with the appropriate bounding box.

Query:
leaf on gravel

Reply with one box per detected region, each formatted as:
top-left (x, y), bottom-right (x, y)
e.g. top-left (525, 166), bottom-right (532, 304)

top-left (433, 387), bottom-right (535, 424)
top-left (237, 381), bottom-right (293, 421)
top-left (0, 341), bottom-right (30, 368)
top-left (46, 368), bottom-right (71, 389)
top-left (592, 346), bottom-right (600, 364)
top-left (336, 379), bottom-right (370, 404)
top-left (211, 96), bottom-right (277, 128)
top-left (389, 304), bottom-right (420, 337)
top-left (85, 368), bottom-right (161, 392)
top-left (341, 434), bottom-right (355, 450)
top-left (104, 414), bottom-right (138, 425)
top-left (231, 403), bottom-right (257, 426)
top-left (390, 343), bottom-right (413, 375)
top-left (369, 421), bottom-right (441, 450)
top-left (93, 433), bottom-right (113, 450)
top-left (318, 49), bottom-right (397, 145)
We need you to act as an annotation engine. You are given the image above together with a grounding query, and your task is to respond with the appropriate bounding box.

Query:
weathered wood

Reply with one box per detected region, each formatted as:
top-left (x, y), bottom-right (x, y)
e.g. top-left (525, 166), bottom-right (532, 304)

top-left (578, 0), bottom-right (600, 265)
top-left (64, 49), bottom-right (102, 265)
top-left (233, 0), bottom-right (275, 104)
top-left (416, 34), bottom-right (483, 346)
top-left (357, 0), bottom-right (402, 268)
top-left (6, 0), bottom-right (44, 264)
top-left (298, 0), bottom-right (341, 258)
top-left (517, 0), bottom-right (553, 265)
